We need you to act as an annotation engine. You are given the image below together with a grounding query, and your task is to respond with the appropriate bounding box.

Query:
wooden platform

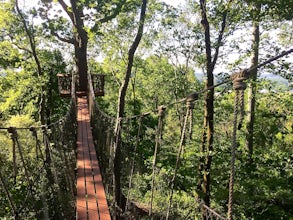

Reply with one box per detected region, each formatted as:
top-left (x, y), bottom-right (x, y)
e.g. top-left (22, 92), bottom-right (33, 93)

top-left (76, 97), bottom-right (111, 220)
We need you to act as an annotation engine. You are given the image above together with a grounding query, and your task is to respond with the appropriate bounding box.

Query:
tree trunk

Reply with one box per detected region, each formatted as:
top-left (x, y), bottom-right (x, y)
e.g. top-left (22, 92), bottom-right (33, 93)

top-left (71, 0), bottom-right (88, 92)
top-left (74, 38), bottom-right (88, 92)
top-left (113, 0), bottom-right (147, 219)
top-left (197, 0), bottom-right (214, 209)
top-left (246, 6), bottom-right (260, 162)
top-left (15, 0), bottom-right (46, 124)
top-left (198, 70), bottom-right (214, 209)
top-left (196, 0), bottom-right (230, 213)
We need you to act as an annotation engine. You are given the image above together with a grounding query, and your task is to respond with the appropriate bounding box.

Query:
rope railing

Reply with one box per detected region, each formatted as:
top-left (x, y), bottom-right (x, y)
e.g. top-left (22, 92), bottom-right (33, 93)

top-left (201, 204), bottom-right (226, 220)
top-left (87, 72), bottom-right (115, 189)
top-left (110, 48), bottom-right (293, 122)
top-left (104, 48), bottom-right (292, 219)
top-left (149, 105), bottom-right (165, 217)
top-left (1, 48), bottom-right (284, 219)
top-left (166, 94), bottom-right (198, 219)
top-left (0, 98), bottom-right (77, 219)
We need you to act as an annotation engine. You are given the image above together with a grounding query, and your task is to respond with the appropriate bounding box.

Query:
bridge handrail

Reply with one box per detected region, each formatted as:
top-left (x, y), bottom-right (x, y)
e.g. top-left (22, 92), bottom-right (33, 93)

top-left (87, 73), bottom-right (115, 122)
top-left (0, 98), bottom-right (77, 219)
top-left (201, 203), bottom-right (226, 220)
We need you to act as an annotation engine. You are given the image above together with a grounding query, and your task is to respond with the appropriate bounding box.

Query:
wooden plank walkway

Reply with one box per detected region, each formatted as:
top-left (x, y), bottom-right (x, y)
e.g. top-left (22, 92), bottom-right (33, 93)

top-left (76, 97), bottom-right (111, 220)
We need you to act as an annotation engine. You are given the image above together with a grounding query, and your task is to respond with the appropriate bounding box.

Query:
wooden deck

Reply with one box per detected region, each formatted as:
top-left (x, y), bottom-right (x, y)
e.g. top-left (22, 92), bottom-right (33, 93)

top-left (76, 97), bottom-right (111, 220)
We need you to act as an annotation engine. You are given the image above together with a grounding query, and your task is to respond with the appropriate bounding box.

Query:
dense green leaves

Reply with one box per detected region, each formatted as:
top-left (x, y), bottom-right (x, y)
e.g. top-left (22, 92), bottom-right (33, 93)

top-left (0, 0), bottom-right (292, 219)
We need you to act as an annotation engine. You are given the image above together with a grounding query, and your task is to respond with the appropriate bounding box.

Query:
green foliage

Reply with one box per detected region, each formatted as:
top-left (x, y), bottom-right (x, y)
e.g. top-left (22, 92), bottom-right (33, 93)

top-left (211, 81), bottom-right (293, 219)
top-left (0, 49), bottom-right (67, 121)
top-left (0, 0), bottom-right (292, 219)
top-left (121, 78), bottom-right (293, 219)
top-left (0, 69), bottom-right (39, 118)
top-left (0, 104), bottom-right (77, 218)
top-left (0, 41), bottom-right (22, 68)
top-left (244, 0), bottom-right (293, 20)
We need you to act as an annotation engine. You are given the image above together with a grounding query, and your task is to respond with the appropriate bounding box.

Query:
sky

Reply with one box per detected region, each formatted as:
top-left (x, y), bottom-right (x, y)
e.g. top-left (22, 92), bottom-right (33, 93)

top-left (19, 0), bottom-right (185, 11)
top-left (19, 0), bottom-right (185, 7)
top-left (161, 0), bottom-right (185, 7)
top-left (17, 0), bottom-right (292, 80)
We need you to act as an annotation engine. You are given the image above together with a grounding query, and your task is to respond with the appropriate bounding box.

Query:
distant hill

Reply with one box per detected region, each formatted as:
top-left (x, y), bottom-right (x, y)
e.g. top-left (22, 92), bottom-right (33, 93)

top-left (260, 73), bottom-right (289, 86)
top-left (195, 72), bottom-right (290, 89)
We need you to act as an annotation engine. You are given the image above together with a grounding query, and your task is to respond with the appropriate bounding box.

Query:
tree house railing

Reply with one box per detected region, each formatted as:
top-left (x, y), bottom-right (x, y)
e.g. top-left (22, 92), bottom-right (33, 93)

top-left (57, 73), bottom-right (105, 97)
top-left (91, 74), bottom-right (105, 96)
top-left (57, 73), bottom-right (72, 98)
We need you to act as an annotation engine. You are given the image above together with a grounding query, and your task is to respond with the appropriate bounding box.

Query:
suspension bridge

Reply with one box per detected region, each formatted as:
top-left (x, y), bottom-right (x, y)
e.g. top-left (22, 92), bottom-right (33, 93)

top-left (0, 49), bottom-right (292, 220)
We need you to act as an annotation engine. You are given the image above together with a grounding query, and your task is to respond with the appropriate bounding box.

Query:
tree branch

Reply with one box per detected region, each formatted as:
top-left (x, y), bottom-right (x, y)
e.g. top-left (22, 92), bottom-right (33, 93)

top-left (200, 0), bottom-right (212, 74)
top-left (52, 31), bottom-right (75, 44)
top-left (99, 0), bottom-right (126, 23)
top-left (128, 0), bottom-right (147, 57)
top-left (58, 0), bottom-right (74, 23)
top-left (13, 42), bottom-right (32, 54)
top-left (15, 0), bottom-right (47, 124)
top-left (211, 0), bottom-right (232, 71)
top-left (92, 0), bottom-right (127, 32)
top-left (7, 34), bottom-right (32, 54)
top-left (15, 0), bottom-right (42, 76)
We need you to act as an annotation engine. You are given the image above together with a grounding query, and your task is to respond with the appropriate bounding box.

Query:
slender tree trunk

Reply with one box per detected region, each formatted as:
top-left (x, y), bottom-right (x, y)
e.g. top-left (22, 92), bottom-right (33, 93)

top-left (197, 0), bottom-right (214, 209)
top-left (196, 0), bottom-right (230, 213)
top-left (15, 0), bottom-right (46, 124)
top-left (15, 0), bottom-right (42, 75)
top-left (113, 1), bottom-right (147, 219)
top-left (198, 69), bottom-right (214, 209)
top-left (245, 11), bottom-right (260, 220)
top-left (246, 6), bottom-right (260, 162)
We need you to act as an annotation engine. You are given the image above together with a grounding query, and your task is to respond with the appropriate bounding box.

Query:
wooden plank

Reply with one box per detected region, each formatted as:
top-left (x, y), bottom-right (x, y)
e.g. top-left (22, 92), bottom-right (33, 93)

top-left (83, 101), bottom-right (101, 220)
top-left (86, 124), bottom-right (111, 220)
top-left (76, 98), bottom-right (87, 220)
top-left (76, 96), bottom-right (111, 220)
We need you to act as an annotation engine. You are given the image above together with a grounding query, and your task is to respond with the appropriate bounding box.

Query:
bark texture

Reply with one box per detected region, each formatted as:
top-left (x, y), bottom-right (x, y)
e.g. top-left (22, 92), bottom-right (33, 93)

top-left (112, 0), bottom-right (147, 219)
top-left (246, 5), bottom-right (260, 162)
top-left (197, 0), bottom-right (231, 210)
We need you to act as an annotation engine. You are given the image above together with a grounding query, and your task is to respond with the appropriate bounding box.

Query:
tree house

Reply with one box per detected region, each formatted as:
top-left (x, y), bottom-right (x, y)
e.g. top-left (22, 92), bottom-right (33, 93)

top-left (91, 74), bottom-right (105, 96)
top-left (57, 73), bottom-right (105, 97)
top-left (57, 73), bottom-right (72, 98)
